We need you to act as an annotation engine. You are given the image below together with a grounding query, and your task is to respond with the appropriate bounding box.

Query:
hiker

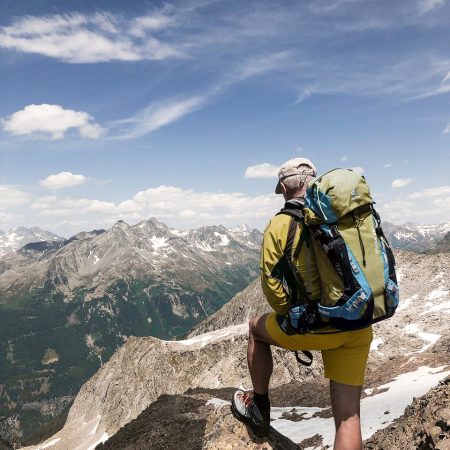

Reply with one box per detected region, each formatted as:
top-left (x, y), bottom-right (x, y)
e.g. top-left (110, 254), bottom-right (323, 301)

top-left (231, 158), bottom-right (374, 450)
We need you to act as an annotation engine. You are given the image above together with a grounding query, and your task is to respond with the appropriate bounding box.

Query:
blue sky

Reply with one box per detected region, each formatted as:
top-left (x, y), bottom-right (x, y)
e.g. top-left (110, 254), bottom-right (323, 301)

top-left (0, 0), bottom-right (449, 236)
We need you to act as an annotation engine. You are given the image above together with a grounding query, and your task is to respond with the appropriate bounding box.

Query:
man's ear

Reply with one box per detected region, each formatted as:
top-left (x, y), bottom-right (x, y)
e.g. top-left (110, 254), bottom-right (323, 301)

top-left (280, 181), bottom-right (288, 199)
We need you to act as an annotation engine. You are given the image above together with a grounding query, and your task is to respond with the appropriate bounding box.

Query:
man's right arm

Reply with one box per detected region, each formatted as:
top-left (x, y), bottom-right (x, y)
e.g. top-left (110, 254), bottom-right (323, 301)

top-left (260, 217), bottom-right (290, 315)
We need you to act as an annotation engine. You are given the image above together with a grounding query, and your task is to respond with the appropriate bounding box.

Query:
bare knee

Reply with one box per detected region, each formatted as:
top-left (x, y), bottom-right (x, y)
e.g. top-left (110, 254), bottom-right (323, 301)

top-left (248, 316), bottom-right (258, 335)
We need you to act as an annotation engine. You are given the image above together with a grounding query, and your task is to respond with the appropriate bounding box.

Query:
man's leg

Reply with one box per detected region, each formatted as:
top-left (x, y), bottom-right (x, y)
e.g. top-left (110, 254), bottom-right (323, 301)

top-left (247, 314), bottom-right (281, 394)
top-left (330, 380), bottom-right (363, 450)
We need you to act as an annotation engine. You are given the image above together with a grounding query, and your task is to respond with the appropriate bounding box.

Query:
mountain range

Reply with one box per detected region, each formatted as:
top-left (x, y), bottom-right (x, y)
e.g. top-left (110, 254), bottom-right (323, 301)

top-left (0, 219), bottom-right (261, 446)
top-left (1, 219), bottom-right (449, 260)
top-left (382, 220), bottom-right (450, 252)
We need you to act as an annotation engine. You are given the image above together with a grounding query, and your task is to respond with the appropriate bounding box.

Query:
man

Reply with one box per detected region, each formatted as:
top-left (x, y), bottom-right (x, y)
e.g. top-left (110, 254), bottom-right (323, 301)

top-left (231, 158), bottom-right (373, 450)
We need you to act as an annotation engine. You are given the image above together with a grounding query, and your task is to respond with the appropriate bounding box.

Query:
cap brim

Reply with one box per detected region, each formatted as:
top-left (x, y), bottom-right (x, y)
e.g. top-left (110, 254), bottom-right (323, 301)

top-left (275, 180), bottom-right (282, 194)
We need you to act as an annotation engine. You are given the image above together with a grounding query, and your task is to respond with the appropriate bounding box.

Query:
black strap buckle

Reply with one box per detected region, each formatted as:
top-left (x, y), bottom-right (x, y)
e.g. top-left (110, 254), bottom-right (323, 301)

top-left (294, 350), bottom-right (313, 366)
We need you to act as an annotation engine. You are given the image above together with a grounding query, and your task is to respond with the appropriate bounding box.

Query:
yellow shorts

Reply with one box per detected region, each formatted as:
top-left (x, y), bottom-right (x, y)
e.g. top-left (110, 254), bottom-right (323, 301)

top-left (265, 313), bottom-right (373, 386)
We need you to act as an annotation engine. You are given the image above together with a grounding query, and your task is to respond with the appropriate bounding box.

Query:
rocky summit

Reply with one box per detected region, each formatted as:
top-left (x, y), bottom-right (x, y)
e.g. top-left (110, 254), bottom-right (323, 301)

top-left (0, 227), bottom-right (63, 258)
top-left (0, 218), bottom-right (261, 446)
top-left (23, 249), bottom-right (450, 450)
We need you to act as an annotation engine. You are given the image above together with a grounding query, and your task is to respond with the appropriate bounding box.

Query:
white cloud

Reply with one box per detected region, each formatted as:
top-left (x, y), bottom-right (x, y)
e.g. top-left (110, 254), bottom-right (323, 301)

top-left (417, 0), bottom-right (446, 14)
top-left (383, 163), bottom-right (392, 169)
top-left (30, 185), bottom-right (282, 233)
top-left (0, 185), bottom-right (31, 209)
top-left (3, 104), bottom-right (104, 140)
top-left (40, 172), bottom-right (88, 189)
top-left (379, 184), bottom-right (450, 223)
top-left (408, 185), bottom-right (450, 199)
top-left (349, 166), bottom-right (364, 174)
top-left (392, 178), bottom-right (414, 188)
top-left (443, 123), bottom-right (450, 134)
top-left (340, 156), bottom-right (348, 162)
top-left (32, 196), bottom-right (116, 216)
top-left (244, 163), bottom-right (279, 179)
top-left (0, 12), bottom-right (182, 63)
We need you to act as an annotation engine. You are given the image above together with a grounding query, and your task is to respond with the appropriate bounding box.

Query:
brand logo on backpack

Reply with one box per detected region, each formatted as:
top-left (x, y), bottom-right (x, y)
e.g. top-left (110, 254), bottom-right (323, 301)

top-left (351, 188), bottom-right (360, 199)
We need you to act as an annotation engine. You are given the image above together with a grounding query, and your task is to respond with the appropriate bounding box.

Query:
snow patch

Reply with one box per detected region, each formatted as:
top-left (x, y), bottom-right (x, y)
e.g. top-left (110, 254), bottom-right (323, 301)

top-left (86, 432), bottom-right (109, 450)
top-left (370, 338), bottom-right (383, 352)
top-left (194, 241), bottom-right (215, 252)
top-left (426, 289), bottom-right (448, 301)
top-left (177, 324), bottom-right (246, 347)
top-left (397, 294), bottom-right (417, 312)
top-left (404, 324), bottom-right (441, 353)
top-left (270, 365), bottom-right (450, 447)
top-left (150, 236), bottom-right (168, 250)
top-left (171, 229), bottom-right (189, 237)
top-left (214, 232), bottom-right (230, 246)
top-left (36, 438), bottom-right (61, 449)
top-left (423, 301), bottom-right (450, 314)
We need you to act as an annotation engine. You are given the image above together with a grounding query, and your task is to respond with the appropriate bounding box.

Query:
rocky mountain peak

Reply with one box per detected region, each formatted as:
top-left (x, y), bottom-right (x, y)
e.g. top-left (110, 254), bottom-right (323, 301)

top-left (110, 219), bottom-right (130, 231)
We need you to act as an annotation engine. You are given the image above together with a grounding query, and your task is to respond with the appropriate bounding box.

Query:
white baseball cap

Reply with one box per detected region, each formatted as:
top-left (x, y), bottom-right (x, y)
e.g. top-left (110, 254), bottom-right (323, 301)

top-left (275, 157), bottom-right (317, 194)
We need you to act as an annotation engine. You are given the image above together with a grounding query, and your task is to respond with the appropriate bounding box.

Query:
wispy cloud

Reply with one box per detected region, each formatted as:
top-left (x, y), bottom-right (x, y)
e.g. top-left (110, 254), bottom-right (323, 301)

top-left (112, 51), bottom-right (292, 139)
top-left (443, 123), bottom-right (450, 134)
top-left (40, 172), bottom-right (88, 189)
top-left (392, 178), bottom-right (414, 188)
top-left (110, 95), bottom-right (207, 140)
top-left (226, 52), bottom-right (292, 85)
top-left (2, 104), bottom-right (104, 140)
top-left (244, 163), bottom-right (279, 179)
top-left (0, 12), bottom-right (182, 63)
top-left (383, 163), bottom-right (392, 169)
top-left (417, 0), bottom-right (446, 14)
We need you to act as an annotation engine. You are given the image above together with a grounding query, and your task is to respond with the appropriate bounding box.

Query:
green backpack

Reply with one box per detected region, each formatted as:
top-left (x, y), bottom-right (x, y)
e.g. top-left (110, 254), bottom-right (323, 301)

top-left (281, 168), bottom-right (399, 333)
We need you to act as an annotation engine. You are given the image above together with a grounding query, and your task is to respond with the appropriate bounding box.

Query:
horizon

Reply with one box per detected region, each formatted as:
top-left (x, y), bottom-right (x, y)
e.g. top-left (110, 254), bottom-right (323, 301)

top-left (1, 214), bottom-right (450, 240)
top-left (1, 0), bottom-right (449, 236)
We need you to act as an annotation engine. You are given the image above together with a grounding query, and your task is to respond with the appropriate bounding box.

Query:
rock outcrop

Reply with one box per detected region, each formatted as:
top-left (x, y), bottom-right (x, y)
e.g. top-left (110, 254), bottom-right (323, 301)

top-left (365, 376), bottom-right (450, 450)
top-left (96, 391), bottom-right (301, 450)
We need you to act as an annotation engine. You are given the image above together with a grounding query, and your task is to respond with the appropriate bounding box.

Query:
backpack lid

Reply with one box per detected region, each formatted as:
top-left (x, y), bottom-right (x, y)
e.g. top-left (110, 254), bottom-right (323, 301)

top-left (305, 168), bottom-right (373, 223)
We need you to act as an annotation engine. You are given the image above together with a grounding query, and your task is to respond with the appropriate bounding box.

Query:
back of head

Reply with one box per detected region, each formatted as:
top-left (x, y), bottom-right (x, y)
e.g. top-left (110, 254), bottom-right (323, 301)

top-left (275, 157), bottom-right (317, 198)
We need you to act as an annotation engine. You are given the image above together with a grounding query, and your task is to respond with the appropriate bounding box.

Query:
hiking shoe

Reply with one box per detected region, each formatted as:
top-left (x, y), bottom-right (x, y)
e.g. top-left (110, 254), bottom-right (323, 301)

top-left (231, 389), bottom-right (270, 435)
